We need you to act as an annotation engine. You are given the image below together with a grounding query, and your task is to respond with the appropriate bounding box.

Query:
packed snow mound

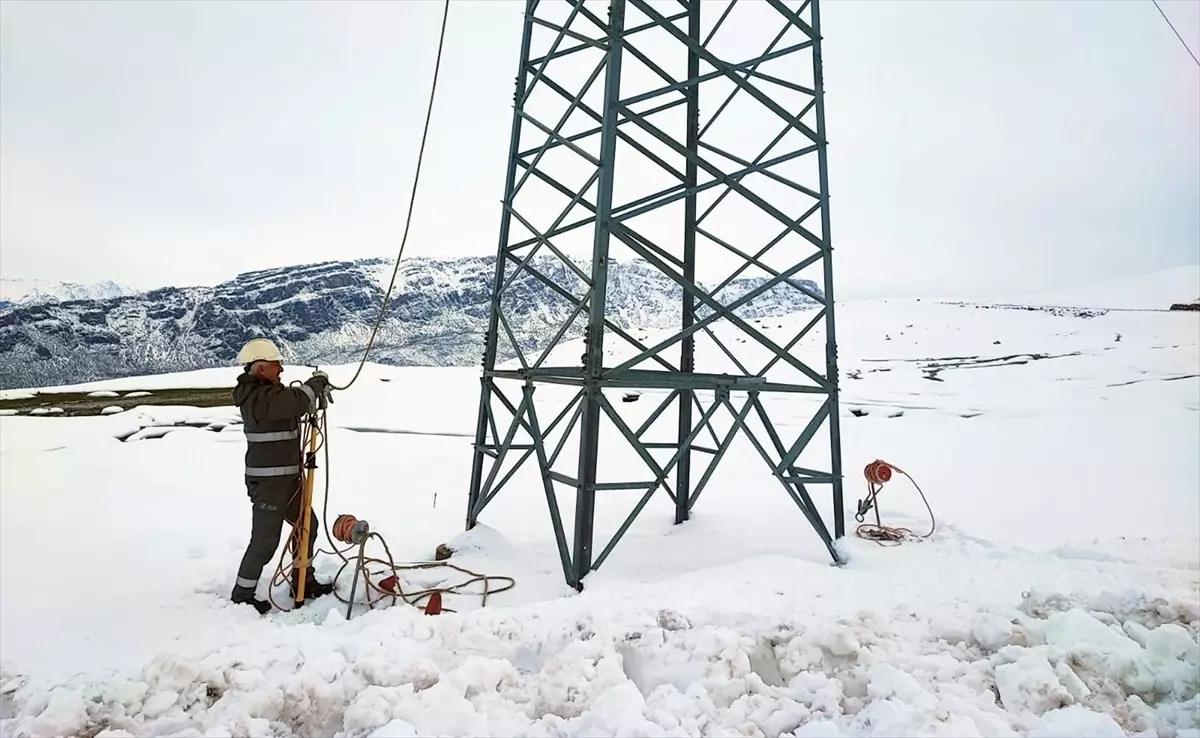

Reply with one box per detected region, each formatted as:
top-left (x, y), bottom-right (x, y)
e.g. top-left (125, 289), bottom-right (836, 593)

top-left (1005, 265), bottom-right (1200, 310)
top-left (1, 588), bottom-right (1197, 737)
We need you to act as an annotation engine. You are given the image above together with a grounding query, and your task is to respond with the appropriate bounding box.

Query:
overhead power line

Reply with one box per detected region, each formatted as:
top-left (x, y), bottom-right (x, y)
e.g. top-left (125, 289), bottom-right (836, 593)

top-left (333, 0), bottom-right (451, 391)
top-left (1152, 0), bottom-right (1200, 68)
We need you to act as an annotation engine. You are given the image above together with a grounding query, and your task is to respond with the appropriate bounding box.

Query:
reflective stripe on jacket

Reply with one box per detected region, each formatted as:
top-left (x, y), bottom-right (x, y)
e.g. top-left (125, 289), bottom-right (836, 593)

top-left (232, 372), bottom-right (316, 481)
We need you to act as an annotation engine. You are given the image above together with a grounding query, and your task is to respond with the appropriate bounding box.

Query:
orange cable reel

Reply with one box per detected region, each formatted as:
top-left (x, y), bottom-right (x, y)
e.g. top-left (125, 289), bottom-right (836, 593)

top-left (853, 459), bottom-right (935, 546)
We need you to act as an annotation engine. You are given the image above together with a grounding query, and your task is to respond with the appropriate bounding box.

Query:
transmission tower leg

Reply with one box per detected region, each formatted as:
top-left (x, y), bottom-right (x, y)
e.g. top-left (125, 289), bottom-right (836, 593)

top-left (571, 0), bottom-right (628, 591)
top-left (466, 0), bottom-right (537, 531)
top-left (674, 0), bottom-right (702, 526)
top-left (811, 0), bottom-right (845, 544)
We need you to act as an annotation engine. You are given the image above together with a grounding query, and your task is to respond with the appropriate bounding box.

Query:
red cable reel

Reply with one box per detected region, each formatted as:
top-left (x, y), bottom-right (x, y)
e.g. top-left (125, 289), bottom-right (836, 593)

top-left (864, 459), bottom-right (894, 486)
top-left (854, 459), bottom-right (935, 545)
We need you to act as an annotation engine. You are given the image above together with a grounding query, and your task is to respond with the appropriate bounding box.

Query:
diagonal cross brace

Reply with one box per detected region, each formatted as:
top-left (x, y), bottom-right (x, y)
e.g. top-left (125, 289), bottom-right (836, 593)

top-left (500, 252), bottom-right (678, 372)
top-left (517, 97), bottom-right (686, 160)
top-left (758, 307), bottom-right (826, 377)
top-left (526, 10), bottom-right (689, 72)
top-left (521, 0), bottom-right (589, 105)
top-left (514, 156), bottom-right (687, 273)
top-left (522, 386), bottom-right (574, 581)
top-left (619, 40), bottom-right (814, 110)
top-left (726, 397), bottom-right (838, 557)
top-left (527, 16), bottom-right (606, 52)
top-left (613, 144), bottom-right (818, 225)
top-left (696, 99), bottom-right (816, 229)
top-left (512, 55), bottom-right (609, 200)
top-left (708, 201), bottom-right (822, 301)
top-left (698, 139), bottom-right (821, 202)
top-left (687, 394), bottom-right (756, 511)
top-left (475, 383), bottom-right (586, 518)
top-left (503, 166), bottom-right (601, 294)
top-left (698, 10), bottom-right (801, 139)
top-left (535, 73), bottom-right (687, 183)
top-left (472, 389), bottom-right (532, 520)
top-left (764, 0), bottom-right (818, 41)
top-left (523, 0), bottom-right (597, 105)
top-left (697, 225), bottom-right (825, 305)
top-left (630, 0), bottom-right (822, 144)
top-left (606, 231), bottom-right (827, 386)
top-left (504, 202), bottom-right (594, 286)
top-left (496, 308), bottom-right (531, 370)
top-left (616, 102), bottom-right (826, 253)
top-left (597, 391), bottom-right (727, 505)
top-left (775, 397), bottom-right (831, 475)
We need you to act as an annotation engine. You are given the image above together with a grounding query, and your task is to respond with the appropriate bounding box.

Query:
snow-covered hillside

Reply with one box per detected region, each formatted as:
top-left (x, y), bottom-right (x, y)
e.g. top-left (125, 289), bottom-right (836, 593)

top-left (994, 266), bottom-right (1200, 311)
top-left (0, 256), bottom-right (821, 390)
top-left (0, 270), bottom-right (1196, 737)
top-left (0, 278), bottom-right (135, 310)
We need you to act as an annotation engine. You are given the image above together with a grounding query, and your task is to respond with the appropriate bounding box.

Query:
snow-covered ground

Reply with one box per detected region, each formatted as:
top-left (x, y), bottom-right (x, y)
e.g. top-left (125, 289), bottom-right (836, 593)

top-left (1, 270), bottom-right (1198, 738)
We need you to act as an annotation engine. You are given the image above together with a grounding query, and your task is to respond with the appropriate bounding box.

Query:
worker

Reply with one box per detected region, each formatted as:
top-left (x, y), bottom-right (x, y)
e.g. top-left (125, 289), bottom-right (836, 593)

top-left (229, 338), bottom-right (335, 614)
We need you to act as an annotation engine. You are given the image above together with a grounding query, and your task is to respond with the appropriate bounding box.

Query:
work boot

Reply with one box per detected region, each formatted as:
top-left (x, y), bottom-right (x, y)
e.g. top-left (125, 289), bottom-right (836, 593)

top-left (231, 586), bottom-right (271, 615)
top-left (290, 569), bottom-right (334, 603)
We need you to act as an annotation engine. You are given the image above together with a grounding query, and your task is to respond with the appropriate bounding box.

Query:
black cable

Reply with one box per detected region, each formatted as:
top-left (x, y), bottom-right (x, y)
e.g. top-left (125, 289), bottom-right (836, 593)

top-left (318, 409), bottom-right (354, 561)
top-left (333, 0), bottom-right (452, 392)
top-left (1152, 0), bottom-right (1200, 68)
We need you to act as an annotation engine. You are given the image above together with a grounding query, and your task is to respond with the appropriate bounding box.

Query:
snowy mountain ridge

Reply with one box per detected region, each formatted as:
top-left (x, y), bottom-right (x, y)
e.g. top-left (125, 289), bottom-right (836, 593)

top-left (0, 255), bottom-right (823, 389)
top-left (0, 278), bottom-right (137, 310)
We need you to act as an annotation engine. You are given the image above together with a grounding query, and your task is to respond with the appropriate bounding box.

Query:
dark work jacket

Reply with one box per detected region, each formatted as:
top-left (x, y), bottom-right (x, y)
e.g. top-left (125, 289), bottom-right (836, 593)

top-left (232, 372), bottom-right (316, 485)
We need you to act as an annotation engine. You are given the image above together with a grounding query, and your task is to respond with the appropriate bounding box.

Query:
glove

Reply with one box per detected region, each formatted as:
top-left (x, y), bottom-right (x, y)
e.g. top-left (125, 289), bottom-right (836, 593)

top-left (305, 372), bottom-right (331, 396)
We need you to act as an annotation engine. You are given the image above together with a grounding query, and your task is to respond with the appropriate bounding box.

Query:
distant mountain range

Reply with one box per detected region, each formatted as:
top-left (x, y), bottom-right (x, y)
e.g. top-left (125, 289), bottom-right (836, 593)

top-left (0, 279), bottom-right (136, 310)
top-left (0, 256), bottom-right (822, 390)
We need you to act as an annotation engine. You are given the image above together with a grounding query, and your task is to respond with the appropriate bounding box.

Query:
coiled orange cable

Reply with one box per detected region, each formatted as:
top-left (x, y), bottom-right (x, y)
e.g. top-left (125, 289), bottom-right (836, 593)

top-left (854, 459), bottom-right (935, 546)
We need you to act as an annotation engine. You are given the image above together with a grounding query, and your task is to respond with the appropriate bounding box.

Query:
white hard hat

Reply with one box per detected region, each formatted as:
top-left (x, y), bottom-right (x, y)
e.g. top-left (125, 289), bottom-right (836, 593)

top-left (236, 338), bottom-right (284, 365)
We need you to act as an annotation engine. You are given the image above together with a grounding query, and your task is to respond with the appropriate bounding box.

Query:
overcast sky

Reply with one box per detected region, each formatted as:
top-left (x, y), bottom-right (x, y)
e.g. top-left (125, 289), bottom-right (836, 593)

top-left (1, 0), bottom-right (1197, 299)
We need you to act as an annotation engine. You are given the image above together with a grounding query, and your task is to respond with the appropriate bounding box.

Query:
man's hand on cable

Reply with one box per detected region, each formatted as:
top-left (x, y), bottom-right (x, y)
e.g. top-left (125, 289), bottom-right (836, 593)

top-left (305, 371), bottom-right (331, 397)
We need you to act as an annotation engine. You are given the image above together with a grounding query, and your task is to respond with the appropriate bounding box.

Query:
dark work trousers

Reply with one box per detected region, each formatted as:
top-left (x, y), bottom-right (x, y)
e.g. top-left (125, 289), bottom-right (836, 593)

top-left (233, 477), bottom-right (318, 592)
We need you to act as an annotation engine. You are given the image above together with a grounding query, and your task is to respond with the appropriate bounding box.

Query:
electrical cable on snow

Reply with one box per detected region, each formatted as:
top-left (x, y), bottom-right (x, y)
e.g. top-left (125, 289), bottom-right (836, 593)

top-left (267, 397), bottom-right (514, 615)
top-left (328, 518), bottom-right (515, 614)
top-left (333, 0), bottom-right (452, 392)
top-left (854, 460), bottom-right (936, 546)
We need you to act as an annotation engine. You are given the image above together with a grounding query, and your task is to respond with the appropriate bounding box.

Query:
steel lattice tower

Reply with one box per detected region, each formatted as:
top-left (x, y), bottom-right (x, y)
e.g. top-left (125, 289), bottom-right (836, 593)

top-left (466, 0), bottom-right (845, 590)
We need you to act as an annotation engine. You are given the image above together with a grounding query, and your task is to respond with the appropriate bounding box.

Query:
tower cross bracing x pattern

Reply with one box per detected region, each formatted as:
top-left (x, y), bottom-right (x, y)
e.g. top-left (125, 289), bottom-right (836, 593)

top-left (467, 0), bottom-right (845, 590)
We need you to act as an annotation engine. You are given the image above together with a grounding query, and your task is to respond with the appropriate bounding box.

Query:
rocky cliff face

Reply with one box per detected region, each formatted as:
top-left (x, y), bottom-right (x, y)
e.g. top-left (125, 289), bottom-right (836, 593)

top-left (0, 256), bottom-right (821, 389)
